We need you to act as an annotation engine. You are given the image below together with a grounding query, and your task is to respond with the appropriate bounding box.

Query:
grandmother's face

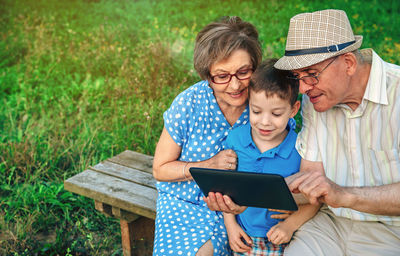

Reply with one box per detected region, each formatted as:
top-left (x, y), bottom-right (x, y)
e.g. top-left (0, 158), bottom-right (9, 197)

top-left (209, 49), bottom-right (252, 110)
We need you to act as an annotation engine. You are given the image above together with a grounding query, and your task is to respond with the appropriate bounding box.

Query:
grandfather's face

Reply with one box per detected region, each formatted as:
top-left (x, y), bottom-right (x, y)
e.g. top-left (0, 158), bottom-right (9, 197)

top-left (291, 56), bottom-right (351, 112)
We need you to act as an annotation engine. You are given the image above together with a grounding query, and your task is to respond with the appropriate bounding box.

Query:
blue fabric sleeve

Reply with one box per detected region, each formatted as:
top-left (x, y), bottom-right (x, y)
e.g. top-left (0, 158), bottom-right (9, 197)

top-left (163, 90), bottom-right (192, 147)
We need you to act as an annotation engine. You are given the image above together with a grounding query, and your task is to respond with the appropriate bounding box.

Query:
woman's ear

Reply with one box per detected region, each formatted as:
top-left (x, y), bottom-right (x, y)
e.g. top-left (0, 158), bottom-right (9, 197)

top-left (290, 100), bottom-right (301, 118)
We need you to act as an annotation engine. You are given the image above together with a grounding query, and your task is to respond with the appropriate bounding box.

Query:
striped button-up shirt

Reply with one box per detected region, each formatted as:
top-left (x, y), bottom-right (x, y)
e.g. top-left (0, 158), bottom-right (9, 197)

top-left (296, 49), bottom-right (400, 225)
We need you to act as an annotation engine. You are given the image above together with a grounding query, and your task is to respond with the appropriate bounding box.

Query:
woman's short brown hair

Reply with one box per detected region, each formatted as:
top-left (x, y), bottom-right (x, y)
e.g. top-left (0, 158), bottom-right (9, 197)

top-left (193, 16), bottom-right (262, 80)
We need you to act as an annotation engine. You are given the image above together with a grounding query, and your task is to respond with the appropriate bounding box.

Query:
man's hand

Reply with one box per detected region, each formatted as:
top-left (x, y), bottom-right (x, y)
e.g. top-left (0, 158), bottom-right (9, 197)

top-left (203, 192), bottom-right (247, 214)
top-left (288, 170), bottom-right (350, 208)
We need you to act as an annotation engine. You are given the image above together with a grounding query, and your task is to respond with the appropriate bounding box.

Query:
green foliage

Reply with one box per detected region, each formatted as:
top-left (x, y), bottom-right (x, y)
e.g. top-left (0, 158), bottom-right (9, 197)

top-left (1, 0), bottom-right (399, 254)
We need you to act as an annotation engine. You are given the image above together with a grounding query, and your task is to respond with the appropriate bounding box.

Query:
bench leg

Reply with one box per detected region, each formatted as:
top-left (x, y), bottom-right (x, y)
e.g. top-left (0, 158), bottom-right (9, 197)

top-left (120, 217), bottom-right (155, 256)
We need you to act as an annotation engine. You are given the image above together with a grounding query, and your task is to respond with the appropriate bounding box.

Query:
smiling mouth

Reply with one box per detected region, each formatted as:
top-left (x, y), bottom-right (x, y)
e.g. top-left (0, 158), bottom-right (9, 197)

top-left (258, 128), bottom-right (273, 135)
top-left (228, 89), bottom-right (245, 98)
top-left (308, 94), bottom-right (322, 103)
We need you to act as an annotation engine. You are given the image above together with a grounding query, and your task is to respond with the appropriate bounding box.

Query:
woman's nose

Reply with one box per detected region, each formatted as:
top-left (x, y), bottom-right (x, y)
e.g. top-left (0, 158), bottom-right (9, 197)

top-left (229, 76), bottom-right (241, 90)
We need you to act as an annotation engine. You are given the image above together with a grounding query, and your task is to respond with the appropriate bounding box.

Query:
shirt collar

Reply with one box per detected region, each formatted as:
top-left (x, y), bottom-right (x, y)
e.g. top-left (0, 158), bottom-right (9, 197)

top-left (361, 49), bottom-right (388, 105)
top-left (240, 122), bottom-right (296, 159)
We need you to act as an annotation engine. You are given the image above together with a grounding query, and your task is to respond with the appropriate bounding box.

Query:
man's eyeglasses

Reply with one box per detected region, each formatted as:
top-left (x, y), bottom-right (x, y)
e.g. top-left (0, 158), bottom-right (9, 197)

top-left (288, 56), bottom-right (338, 86)
top-left (210, 68), bottom-right (253, 84)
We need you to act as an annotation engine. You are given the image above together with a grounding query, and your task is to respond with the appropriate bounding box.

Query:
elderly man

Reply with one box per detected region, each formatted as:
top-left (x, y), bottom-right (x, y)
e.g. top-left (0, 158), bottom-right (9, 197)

top-left (205, 9), bottom-right (400, 255)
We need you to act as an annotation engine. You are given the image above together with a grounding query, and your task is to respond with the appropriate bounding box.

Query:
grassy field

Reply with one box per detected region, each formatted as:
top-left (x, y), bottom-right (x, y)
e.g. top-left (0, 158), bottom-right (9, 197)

top-left (1, 0), bottom-right (399, 254)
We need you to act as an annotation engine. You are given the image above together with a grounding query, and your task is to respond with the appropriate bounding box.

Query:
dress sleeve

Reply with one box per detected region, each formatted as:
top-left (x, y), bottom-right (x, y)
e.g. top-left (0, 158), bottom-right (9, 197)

top-left (295, 95), bottom-right (322, 162)
top-left (163, 90), bottom-right (192, 147)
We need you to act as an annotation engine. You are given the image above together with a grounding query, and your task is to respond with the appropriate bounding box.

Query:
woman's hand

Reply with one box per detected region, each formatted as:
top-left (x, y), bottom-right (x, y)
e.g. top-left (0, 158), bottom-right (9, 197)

top-left (206, 149), bottom-right (237, 170)
top-left (204, 192), bottom-right (247, 214)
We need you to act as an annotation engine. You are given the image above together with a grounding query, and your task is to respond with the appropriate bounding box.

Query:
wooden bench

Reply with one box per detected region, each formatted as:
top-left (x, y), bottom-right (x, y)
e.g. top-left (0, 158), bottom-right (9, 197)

top-left (64, 150), bottom-right (157, 256)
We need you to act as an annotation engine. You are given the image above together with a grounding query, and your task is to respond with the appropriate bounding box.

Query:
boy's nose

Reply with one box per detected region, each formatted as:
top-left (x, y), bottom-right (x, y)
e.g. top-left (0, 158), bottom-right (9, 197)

top-left (261, 115), bottom-right (271, 126)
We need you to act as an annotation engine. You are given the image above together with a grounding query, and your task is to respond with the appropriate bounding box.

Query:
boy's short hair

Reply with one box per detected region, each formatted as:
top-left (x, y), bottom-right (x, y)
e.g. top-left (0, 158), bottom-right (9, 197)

top-left (249, 58), bottom-right (299, 106)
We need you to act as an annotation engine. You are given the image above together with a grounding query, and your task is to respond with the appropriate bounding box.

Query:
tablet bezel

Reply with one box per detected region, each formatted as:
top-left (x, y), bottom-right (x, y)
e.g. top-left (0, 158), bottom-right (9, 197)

top-left (190, 167), bottom-right (298, 211)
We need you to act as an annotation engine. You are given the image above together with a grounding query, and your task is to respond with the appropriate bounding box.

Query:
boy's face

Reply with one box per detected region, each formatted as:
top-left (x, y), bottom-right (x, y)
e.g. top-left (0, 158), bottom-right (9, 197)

top-left (249, 90), bottom-right (300, 147)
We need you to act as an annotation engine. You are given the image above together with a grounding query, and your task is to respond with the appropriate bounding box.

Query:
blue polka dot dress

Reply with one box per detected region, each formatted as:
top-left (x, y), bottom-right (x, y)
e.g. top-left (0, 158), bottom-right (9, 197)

top-left (153, 81), bottom-right (249, 256)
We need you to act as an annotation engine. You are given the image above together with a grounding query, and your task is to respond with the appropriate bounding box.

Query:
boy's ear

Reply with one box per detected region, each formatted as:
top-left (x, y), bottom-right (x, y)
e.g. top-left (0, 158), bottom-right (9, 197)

top-left (290, 100), bottom-right (301, 118)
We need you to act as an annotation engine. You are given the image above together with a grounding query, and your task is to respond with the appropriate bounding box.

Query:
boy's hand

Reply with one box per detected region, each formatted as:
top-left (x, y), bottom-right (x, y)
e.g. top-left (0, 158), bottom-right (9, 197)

top-left (226, 222), bottom-right (253, 253)
top-left (266, 222), bottom-right (294, 245)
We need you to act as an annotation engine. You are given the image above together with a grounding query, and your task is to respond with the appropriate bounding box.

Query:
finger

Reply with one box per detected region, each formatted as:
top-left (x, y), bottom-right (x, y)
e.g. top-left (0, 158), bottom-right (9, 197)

top-left (215, 192), bottom-right (230, 212)
top-left (223, 195), bottom-right (247, 214)
top-left (226, 157), bottom-right (237, 166)
top-left (226, 149), bottom-right (237, 158)
top-left (205, 192), bottom-right (221, 211)
top-left (272, 236), bottom-right (282, 245)
top-left (231, 238), bottom-right (249, 253)
top-left (271, 231), bottom-right (282, 245)
top-left (270, 213), bottom-right (291, 219)
top-left (297, 176), bottom-right (326, 204)
top-left (236, 237), bottom-right (252, 251)
top-left (268, 209), bottom-right (292, 214)
top-left (268, 231), bottom-right (277, 243)
top-left (232, 243), bottom-right (247, 253)
top-left (266, 226), bottom-right (275, 240)
top-left (308, 185), bottom-right (329, 205)
top-left (286, 172), bottom-right (311, 191)
top-left (240, 231), bottom-right (253, 247)
top-left (297, 174), bottom-right (324, 194)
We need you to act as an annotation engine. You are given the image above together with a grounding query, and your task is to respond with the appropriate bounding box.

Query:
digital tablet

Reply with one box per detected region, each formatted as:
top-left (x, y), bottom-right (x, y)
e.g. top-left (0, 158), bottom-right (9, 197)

top-left (189, 167), bottom-right (298, 211)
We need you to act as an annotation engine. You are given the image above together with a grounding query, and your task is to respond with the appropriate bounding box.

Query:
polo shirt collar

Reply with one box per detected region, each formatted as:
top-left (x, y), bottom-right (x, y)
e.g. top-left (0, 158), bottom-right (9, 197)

top-left (240, 122), bottom-right (296, 159)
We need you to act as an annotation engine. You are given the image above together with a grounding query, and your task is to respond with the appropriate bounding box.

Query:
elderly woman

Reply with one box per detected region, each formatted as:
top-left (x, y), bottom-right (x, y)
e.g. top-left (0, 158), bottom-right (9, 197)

top-left (152, 16), bottom-right (262, 255)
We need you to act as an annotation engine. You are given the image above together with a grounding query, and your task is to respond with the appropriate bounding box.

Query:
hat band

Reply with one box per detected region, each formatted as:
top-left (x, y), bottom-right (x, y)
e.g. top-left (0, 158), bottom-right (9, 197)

top-left (285, 40), bottom-right (356, 56)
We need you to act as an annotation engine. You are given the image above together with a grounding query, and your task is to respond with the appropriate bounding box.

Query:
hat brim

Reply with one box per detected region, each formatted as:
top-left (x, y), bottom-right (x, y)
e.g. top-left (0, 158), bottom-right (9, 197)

top-left (274, 35), bottom-right (363, 70)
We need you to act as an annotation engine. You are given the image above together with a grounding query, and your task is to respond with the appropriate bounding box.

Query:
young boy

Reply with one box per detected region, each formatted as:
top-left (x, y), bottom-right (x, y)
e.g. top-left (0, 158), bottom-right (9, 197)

top-left (223, 59), bottom-right (320, 255)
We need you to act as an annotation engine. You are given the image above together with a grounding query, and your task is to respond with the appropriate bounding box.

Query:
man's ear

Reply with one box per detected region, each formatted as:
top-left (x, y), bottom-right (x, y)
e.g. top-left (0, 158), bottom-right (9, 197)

top-left (342, 52), bottom-right (358, 76)
top-left (290, 100), bottom-right (301, 118)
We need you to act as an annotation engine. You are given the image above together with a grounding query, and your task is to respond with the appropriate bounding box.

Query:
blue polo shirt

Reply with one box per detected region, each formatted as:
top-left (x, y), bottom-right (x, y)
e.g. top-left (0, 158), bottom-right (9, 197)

top-left (223, 120), bottom-right (301, 237)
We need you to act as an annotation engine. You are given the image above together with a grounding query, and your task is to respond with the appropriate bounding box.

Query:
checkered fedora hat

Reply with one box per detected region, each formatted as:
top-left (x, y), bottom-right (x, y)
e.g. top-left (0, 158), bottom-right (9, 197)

top-left (275, 9), bottom-right (363, 70)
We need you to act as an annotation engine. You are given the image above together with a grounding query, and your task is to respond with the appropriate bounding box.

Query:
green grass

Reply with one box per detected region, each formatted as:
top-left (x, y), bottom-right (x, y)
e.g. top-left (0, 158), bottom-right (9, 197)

top-left (1, 0), bottom-right (399, 254)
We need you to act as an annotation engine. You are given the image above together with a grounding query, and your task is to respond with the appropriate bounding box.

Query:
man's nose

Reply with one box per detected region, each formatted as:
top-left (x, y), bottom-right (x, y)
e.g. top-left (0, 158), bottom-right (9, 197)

top-left (299, 80), bottom-right (313, 94)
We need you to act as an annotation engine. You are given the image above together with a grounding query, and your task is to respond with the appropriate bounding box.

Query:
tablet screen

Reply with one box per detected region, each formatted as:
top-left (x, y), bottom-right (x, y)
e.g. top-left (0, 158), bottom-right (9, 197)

top-left (190, 167), bottom-right (298, 211)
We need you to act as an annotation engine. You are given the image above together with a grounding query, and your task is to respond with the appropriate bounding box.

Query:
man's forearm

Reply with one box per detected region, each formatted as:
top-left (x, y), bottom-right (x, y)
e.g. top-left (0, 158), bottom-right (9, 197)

top-left (343, 182), bottom-right (400, 216)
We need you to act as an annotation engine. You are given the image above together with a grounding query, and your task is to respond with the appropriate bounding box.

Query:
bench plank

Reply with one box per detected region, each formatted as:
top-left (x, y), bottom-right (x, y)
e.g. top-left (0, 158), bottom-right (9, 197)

top-left (108, 150), bottom-right (153, 174)
top-left (64, 169), bottom-right (157, 219)
top-left (91, 160), bottom-right (156, 188)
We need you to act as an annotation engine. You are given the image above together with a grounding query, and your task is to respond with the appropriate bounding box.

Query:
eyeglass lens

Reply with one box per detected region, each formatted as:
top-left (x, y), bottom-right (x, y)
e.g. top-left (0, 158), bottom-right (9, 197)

top-left (212, 69), bottom-right (252, 84)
